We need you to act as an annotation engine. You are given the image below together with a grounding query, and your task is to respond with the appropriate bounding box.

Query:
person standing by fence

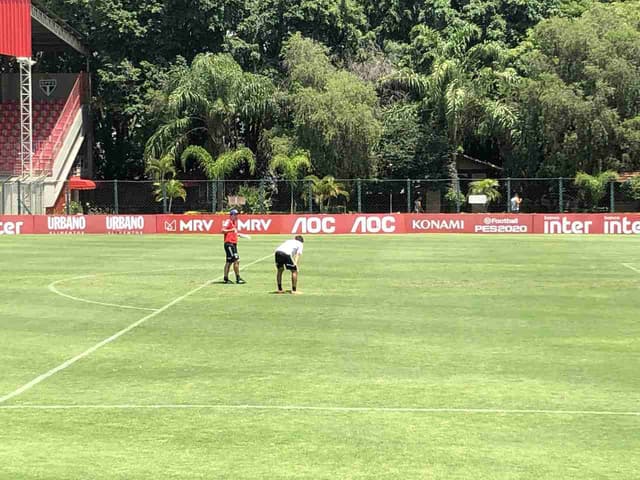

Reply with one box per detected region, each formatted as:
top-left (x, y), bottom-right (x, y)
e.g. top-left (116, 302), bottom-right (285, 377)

top-left (510, 193), bottom-right (522, 213)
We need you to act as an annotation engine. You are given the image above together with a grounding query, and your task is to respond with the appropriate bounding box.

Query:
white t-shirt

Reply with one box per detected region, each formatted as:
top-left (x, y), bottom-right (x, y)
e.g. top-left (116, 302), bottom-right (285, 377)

top-left (276, 239), bottom-right (304, 257)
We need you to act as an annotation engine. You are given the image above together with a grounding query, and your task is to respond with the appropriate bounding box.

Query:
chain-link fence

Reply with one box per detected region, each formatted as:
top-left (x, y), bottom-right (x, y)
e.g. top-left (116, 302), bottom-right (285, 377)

top-left (0, 178), bottom-right (45, 214)
top-left (1, 177), bottom-right (639, 215)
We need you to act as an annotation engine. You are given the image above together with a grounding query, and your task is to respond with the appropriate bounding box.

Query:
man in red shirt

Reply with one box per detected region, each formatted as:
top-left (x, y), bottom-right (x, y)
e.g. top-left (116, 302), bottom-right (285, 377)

top-left (221, 209), bottom-right (246, 284)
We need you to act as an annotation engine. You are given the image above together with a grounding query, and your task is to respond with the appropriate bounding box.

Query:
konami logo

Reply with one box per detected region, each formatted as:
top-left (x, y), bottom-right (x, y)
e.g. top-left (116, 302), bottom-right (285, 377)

top-left (604, 217), bottom-right (640, 234)
top-left (0, 221), bottom-right (24, 235)
top-left (106, 216), bottom-right (145, 233)
top-left (543, 217), bottom-right (593, 234)
top-left (412, 219), bottom-right (464, 231)
top-left (47, 216), bottom-right (86, 233)
top-left (237, 219), bottom-right (272, 232)
top-left (292, 217), bottom-right (336, 234)
top-left (351, 216), bottom-right (396, 233)
top-left (179, 219), bottom-right (214, 232)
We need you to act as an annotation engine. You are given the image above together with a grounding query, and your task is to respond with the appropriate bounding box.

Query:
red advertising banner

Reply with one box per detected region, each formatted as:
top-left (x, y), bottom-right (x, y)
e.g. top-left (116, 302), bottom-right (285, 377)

top-left (0, 215), bottom-right (34, 235)
top-left (534, 214), bottom-right (640, 234)
top-left (31, 215), bottom-right (157, 235)
top-left (282, 214), bottom-right (400, 234)
top-left (2, 213), bottom-right (640, 235)
top-left (155, 215), bottom-right (282, 234)
top-left (406, 214), bottom-right (533, 234)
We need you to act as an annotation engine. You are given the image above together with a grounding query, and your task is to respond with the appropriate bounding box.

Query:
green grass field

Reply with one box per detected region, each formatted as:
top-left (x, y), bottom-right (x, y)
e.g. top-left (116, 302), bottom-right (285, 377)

top-left (1, 234), bottom-right (639, 479)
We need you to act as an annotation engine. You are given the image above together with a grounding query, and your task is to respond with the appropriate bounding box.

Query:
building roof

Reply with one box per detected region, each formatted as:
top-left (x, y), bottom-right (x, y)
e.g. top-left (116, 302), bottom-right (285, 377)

top-left (457, 153), bottom-right (503, 171)
top-left (31, 1), bottom-right (88, 55)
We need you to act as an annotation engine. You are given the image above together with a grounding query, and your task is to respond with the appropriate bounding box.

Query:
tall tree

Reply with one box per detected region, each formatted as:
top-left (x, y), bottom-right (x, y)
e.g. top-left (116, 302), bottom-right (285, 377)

top-left (145, 53), bottom-right (277, 174)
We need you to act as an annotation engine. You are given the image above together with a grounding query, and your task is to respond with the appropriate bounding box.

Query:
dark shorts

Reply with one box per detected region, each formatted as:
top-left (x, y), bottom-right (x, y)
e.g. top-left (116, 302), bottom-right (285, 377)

top-left (224, 242), bottom-right (239, 263)
top-left (275, 251), bottom-right (297, 271)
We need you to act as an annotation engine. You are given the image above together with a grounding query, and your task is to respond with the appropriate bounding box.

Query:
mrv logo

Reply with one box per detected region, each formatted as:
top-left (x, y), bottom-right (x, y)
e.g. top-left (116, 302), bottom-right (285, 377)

top-left (48, 216), bottom-right (86, 231)
top-left (0, 221), bottom-right (24, 235)
top-left (412, 219), bottom-right (464, 231)
top-left (237, 219), bottom-right (272, 232)
top-left (179, 219), bottom-right (214, 232)
top-left (106, 216), bottom-right (145, 231)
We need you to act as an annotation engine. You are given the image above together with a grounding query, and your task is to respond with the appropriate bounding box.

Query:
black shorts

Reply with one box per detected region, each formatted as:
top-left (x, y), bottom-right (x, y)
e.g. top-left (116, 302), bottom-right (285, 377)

top-left (224, 242), bottom-right (239, 263)
top-left (275, 251), bottom-right (297, 271)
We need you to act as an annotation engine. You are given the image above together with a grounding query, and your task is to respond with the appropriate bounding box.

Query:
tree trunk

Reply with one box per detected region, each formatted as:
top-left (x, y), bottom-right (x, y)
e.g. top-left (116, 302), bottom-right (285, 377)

top-left (448, 151), bottom-right (461, 213)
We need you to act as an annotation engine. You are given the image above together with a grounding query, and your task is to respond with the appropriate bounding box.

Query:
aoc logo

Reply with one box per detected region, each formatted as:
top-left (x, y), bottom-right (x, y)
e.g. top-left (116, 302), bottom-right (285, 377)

top-left (351, 216), bottom-right (395, 233)
top-left (47, 216), bottom-right (86, 233)
top-left (291, 217), bottom-right (336, 234)
top-left (0, 221), bottom-right (24, 235)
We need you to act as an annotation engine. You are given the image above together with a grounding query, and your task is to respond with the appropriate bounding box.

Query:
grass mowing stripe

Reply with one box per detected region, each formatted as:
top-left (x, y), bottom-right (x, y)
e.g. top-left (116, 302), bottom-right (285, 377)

top-left (1, 404), bottom-right (639, 416)
top-left (0, 253), bottom-right (272, 405)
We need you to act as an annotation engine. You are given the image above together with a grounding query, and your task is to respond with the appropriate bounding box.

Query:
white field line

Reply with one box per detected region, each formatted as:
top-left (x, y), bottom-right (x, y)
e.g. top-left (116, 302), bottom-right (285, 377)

top-left (47, 264), bottom-right (224, 312)
top-left (0, 253), bottom-right (272, 405)
top-left (48, 275), bottom-right (158, 312)
top-left (0, 404), bottom-right (638, 417)
top-left (622, 263), bottom-right (640, 274)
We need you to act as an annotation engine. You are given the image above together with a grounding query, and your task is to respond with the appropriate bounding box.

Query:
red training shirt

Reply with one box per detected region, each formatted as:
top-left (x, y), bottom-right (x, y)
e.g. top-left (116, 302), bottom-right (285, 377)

top-left (222, 218), bottom-right (238, 243)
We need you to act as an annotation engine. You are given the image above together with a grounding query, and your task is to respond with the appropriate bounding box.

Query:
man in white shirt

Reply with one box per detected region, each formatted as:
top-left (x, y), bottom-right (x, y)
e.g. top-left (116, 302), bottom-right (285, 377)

top-left (274, 235), bottom-right (304, 294)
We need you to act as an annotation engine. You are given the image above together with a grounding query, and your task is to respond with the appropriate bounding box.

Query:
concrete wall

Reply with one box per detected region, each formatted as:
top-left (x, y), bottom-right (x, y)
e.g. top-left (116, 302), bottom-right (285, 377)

top-left (1, 73), bottom-right (78, 102)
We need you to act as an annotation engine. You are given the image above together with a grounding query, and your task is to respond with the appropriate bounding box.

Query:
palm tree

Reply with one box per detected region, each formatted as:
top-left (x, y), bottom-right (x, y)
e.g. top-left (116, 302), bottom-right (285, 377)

top-left (305, 175), bottom-right (350, 213)
top-left (180, 145), bottom-right (257, 211)
top-left (381, 32), bottom-right (518, 208)
top-left (146, 153), bottom-right (182, 213)
top-left (144, 53), bottom-right (276, 173)
top-left (153, 179), bottom-right (186, 213)
top-left (145, 153), bottom-right (176, 181)
top-left (268, 136), bottom-right (311, 213)
top-left (382, 60), bottom-right (479, 198)
top-left (180, 145), bottom-right (256, 179)
top-left (468, 178), bottom-right (501, 210)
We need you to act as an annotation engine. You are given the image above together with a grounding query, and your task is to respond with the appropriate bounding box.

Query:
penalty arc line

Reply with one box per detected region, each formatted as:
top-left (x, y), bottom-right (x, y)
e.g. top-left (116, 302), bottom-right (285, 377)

top-left (0, 404), bottom-right (638, 417)
top-left (48, 275), bottom-right (159, 312)
top-left (0, 253), bottom-right (273, 405)
top-left (47, 264), bottom-right (235, 312)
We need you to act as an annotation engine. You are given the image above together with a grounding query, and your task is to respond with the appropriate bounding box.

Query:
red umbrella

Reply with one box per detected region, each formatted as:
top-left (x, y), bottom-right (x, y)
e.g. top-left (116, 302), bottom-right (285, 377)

top-left (68, 176), bottom-right (96, 190)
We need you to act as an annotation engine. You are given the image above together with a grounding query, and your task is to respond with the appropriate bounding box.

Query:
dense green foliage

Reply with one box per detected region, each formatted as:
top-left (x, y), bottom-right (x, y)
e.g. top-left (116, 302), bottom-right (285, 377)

top-left (32, 0), bottom-right (640, 181)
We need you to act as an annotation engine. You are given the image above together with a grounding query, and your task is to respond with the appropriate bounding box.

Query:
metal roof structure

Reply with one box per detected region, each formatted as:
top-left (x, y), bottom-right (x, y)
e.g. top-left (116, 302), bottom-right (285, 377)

top-left (31, 1), bottom-right (88, 55)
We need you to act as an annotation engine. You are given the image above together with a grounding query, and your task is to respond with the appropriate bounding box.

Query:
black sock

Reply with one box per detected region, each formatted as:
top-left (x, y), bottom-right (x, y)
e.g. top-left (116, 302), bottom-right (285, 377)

top-left (278, 284), bottom-right (282, 291)
top-left (292, 286), bottom-right (296, 292)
